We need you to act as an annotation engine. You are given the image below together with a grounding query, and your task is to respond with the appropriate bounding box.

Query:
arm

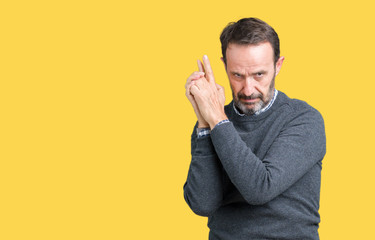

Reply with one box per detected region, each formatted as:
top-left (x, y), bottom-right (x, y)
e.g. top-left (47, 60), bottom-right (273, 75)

top-left (183, 57), bottom-right (226, 216)
top-left (210, 107), bottom-right (326, 205)
top-left (183, 124), bottom-right (223, 216)
top-left (189, 55), bottom-right (326, 206)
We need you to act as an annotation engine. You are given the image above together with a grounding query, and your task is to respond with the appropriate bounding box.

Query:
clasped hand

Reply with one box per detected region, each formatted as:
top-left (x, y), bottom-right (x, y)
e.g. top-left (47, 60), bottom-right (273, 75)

top-left (185, 55), bottom-right (227, 129)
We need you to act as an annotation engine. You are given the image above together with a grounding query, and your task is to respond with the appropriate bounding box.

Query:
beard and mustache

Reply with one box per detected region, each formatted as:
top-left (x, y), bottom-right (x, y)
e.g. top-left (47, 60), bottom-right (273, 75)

top-left (232, 73), bottom-right (275, 116)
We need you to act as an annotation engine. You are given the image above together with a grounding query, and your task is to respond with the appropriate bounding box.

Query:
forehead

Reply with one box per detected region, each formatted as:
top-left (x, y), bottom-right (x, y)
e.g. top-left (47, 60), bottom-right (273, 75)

top-left (226, 42), bottom-right (274, 71)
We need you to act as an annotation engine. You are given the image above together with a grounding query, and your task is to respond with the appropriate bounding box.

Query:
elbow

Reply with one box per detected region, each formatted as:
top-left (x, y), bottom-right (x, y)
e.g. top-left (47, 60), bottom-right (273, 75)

top-left (190, 204), bottom-right (219, 217)
top-left (184, 192), bottom-right (220, 217)
top-left (191, 203), bottom-right (219, 217)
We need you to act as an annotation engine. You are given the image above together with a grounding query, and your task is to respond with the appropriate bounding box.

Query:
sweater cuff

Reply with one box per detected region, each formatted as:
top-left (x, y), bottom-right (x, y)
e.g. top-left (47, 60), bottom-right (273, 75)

top-left (193, 135), bottom-right (216, 156)
top-left (212, 119), bottom-right (230, 130)
top-left (197, 127), bottom-right (211, 138)
top-left (211, 121), bottom-right (236, 147)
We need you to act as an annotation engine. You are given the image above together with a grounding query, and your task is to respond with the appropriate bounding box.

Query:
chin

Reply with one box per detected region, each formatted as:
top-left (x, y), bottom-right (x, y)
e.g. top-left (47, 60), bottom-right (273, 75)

top-left (236, 102), bottom-right (262, 115)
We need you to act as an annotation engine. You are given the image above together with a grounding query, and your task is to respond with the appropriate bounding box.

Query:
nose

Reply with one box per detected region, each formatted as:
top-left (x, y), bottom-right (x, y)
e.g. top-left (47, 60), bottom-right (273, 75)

top-left (242, 78), bottom-right (256, 96)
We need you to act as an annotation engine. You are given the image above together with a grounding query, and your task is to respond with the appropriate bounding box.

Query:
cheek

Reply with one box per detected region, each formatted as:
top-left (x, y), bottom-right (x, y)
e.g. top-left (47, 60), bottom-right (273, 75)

top-left (257, 83), bottom-right (267, 92)
top-left (257, 78), bottom-right (272, 92)
top-left (229, 80), bottom-right (242, 93)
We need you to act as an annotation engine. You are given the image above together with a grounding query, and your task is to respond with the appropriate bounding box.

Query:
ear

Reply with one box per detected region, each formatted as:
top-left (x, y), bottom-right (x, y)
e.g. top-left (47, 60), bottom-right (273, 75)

top-left (275, 56), bottom-right (285, 76)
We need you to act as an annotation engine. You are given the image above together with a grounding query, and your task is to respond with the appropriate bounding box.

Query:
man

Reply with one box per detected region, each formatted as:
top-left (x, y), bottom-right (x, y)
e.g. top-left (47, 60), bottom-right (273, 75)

top-left (183, 18), bottom-right (326, 240)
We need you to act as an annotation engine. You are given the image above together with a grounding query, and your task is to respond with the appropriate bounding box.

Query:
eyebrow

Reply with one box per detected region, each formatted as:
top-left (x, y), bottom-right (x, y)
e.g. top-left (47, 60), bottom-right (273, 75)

top-left (253, 70), bottom-right (267, 75)
top-left (230, 71), bottom-right (244, 76)
top-left (230, 70), bottom-right (267, 76)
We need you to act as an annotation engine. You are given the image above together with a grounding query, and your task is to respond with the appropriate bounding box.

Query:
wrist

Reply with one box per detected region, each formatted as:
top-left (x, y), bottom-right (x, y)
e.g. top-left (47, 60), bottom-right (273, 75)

top-left (209, 114), bottom-right (228, 129)
top-left (198, 120), bottom-right (209, 128)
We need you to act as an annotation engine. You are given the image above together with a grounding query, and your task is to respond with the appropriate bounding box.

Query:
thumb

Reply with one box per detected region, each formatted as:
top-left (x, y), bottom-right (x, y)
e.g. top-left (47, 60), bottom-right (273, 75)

top-left (216, 83), bottom-right (224, 92)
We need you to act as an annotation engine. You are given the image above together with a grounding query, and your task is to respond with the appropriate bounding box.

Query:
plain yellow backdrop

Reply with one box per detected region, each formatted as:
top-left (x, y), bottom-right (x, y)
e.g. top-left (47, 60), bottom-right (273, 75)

top-left (1, 0), bottom-right (374, 239)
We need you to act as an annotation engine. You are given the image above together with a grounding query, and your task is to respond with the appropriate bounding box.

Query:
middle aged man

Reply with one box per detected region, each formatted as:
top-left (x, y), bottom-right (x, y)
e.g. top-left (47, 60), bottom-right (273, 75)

top-left (183, 18), bottom-right (326, 240)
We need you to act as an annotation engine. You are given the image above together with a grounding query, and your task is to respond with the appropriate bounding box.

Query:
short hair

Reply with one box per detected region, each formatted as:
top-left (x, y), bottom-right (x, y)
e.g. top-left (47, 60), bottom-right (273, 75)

top-left (220, 18), bottom-right (280, 65)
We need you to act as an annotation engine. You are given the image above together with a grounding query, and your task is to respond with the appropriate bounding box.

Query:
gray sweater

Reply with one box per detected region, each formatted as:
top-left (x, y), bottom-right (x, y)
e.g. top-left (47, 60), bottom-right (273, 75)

top-left (183, 91), bottom-right (326, 240)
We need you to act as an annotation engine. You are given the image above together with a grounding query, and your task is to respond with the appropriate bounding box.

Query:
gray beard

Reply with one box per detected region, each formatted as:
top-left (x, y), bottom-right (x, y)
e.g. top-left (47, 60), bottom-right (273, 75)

top-left (234, 96), bottom-right (267, 115)
top-left (233, 74), bottom-right (275, 116)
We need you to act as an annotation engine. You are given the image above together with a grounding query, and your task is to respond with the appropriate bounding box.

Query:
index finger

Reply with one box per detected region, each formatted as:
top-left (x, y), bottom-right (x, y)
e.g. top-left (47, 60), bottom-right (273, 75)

top-left (202, 55), bottom-right (215, 84)
top-left (197, 60), bottom-right (204, 72)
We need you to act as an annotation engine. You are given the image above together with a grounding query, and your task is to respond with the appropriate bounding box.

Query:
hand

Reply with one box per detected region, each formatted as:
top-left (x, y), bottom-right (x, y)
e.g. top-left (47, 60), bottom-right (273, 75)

top-left (189, 55), bottom-right (227, 129)
top-left (185, 69), bottom-right (209, 128)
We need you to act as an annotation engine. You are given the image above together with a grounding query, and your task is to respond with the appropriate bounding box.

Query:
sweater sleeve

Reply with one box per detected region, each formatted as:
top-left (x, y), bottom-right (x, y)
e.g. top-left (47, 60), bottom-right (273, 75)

top-left (210, 107), bottom-right (326, 205)
top-left (183, 123), bottom-right (223, 216)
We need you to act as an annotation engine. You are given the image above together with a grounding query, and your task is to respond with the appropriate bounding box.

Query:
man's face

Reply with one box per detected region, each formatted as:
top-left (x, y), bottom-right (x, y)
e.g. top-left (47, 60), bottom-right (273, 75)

top-left (225, 42), bottom-right (284, 115)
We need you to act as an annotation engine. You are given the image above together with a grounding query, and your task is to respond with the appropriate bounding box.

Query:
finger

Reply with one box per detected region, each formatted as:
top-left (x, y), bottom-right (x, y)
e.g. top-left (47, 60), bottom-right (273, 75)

top-left (216, 83), bottom-right (225, 96)
top-left (186, 86), bottom-right (198, 108)
top-left (186, 85), bottom-right (194, 99)
top-left (186, 81), bottom-right (196, 95)
top-left (192, 77), bottom-right (207, 90)
top-left (202, 55), bottom-right (215, 84)
top-left (215, 83), bottom-right (223, 90)
top-left (185, 72), bottom-right (205, 89)
top-left (190, 84), bottom-right (200, 96)
top-left (190, 71), bottom-right (205, 79)
top-left (192, 72), bottom-right (205, 80)
top-left (186, 81), bottom-right (198, 99)
top-left (197, 60), bottom-right (204, 72)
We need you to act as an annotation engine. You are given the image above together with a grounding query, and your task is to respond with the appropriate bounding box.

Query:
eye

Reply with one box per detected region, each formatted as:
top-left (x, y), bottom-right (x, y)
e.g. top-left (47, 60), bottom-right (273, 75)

top-left (232, 73), bottom-right (242, 79)
top-left (256, 72), bottom-right (263, 78)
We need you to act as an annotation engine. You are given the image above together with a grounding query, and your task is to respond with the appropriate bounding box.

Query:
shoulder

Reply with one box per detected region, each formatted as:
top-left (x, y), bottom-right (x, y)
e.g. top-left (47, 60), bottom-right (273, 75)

top-left (281, 93), bottom-right (327, 158)
top-left (278, 91), bottom-right (324, 123)
top-left (278, 93), bottom-right (326, 151)
top-left (274, 92), bottom-right (326, 147)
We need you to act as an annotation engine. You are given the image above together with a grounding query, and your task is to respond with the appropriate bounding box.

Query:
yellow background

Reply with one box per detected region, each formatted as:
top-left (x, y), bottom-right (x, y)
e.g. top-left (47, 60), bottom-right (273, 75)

top-left (1, 0), bottom-right (374, 239)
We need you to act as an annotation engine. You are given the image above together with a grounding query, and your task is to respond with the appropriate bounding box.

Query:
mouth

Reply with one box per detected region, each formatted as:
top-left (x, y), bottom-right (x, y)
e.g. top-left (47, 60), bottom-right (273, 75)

top-left (240, 98), bottom-right (259, 104)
